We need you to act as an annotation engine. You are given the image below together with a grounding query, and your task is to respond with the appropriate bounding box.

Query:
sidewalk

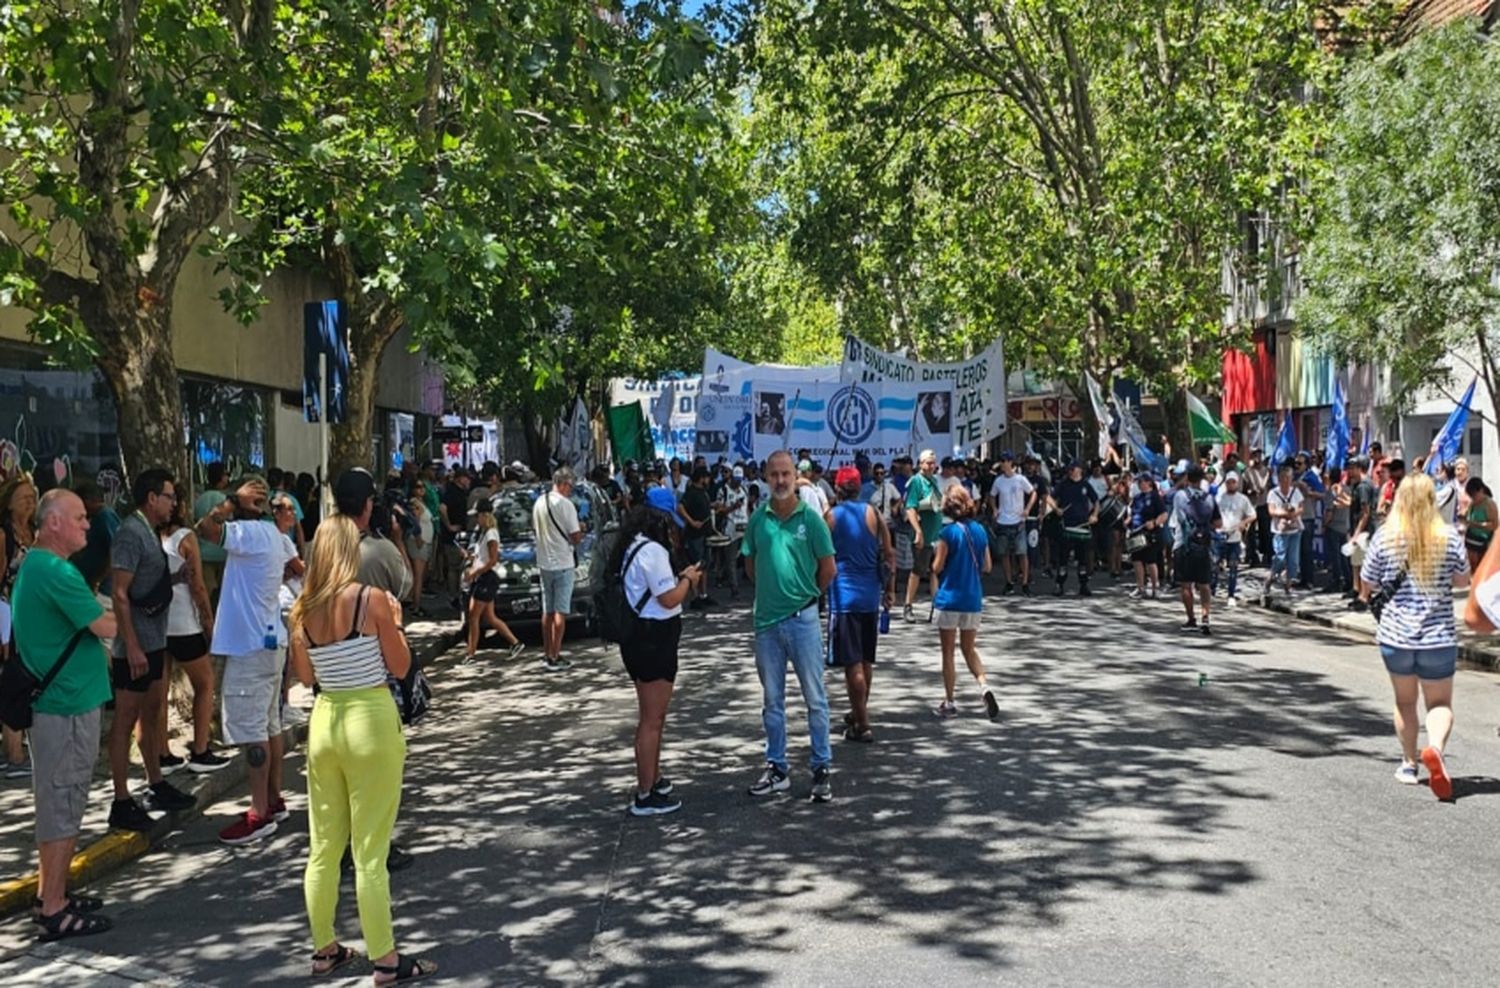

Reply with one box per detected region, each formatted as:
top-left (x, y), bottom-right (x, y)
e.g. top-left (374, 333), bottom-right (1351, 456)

top-left (1245, 569), bottom-right (1500, 670)
top-left (0, 614), bottom-right (465, 919)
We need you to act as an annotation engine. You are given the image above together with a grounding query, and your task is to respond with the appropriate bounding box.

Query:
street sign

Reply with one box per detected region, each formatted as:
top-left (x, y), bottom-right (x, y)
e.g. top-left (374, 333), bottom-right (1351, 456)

top-left (433, 425), bottom-right (484, 443)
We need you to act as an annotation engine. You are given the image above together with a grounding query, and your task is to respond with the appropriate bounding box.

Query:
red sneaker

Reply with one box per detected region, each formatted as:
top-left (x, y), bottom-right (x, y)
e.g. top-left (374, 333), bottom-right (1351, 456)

top-left (270, 797), bottom-right (290, 823)
top-left (219, 811), bottom-right (278, 846)
top-left (1420, 746), bottom-right (1452, 801)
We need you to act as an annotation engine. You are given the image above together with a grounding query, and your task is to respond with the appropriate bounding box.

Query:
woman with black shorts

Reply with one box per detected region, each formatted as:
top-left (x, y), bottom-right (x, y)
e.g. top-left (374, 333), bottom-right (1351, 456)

top-left (1128, 474), bottom-right (1169, 600)
top-left (159, 496), bottom-right (229, 772)
top-left (614, 497), bottom-right (700, 817)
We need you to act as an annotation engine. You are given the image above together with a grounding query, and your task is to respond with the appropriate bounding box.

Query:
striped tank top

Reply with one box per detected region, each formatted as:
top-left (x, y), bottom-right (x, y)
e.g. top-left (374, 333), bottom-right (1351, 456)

top-left (306, 586), bottom-right (387, 691)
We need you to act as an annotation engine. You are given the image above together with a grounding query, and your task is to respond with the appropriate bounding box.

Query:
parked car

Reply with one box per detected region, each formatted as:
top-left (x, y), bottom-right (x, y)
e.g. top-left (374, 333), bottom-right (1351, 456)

top-left (477, 480), bottom-right (623, 631)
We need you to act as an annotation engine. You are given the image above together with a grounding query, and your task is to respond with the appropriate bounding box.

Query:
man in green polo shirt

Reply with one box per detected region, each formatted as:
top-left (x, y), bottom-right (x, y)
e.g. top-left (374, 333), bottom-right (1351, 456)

top-left (741, 449), bottom-right (837, 803)
top-left (903, 449), bottom-right (943, 622)
top-left (15, 489), bottom-right (117, 941)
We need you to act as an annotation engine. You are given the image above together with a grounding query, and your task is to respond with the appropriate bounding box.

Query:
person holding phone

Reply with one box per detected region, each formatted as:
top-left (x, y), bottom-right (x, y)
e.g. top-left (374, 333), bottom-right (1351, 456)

top-left (617, 489), bottom-right (700, 816)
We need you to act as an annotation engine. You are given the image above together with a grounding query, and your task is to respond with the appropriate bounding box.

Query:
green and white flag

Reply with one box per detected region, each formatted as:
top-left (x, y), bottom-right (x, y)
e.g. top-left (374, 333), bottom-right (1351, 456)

top-left (1186, 390), bottom-right (1236, 446)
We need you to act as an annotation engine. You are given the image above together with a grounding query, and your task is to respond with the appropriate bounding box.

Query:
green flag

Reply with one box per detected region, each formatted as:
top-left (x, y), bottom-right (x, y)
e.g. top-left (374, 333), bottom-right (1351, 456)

top-left (606, 402), bottom-right (654, 465)
top-left (1185, 390), bottom-right (1236, 446)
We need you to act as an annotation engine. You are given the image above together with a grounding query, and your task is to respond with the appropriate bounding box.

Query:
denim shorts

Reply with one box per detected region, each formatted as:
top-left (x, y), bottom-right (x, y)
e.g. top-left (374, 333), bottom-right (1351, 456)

top-left (539, 567), bottom-right (576, 616)
top-left (1379, 644), bottom-right (1458, 681)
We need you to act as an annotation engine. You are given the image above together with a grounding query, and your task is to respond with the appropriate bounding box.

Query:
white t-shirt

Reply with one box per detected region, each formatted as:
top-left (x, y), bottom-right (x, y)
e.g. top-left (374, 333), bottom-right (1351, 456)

top-left (989, 474), bottom-right (1034, 526)
top-left (163, 528), bottom-right (201, 637)
top-left (798, 483), bottom-right (829, 515)
top-left (212, 521), bottom-right (299, 657)
top-left (1087, 476), bottom-right (1109, 500)
top-left (532, 490), bottom-right (579, 571)
top-left (1215, 491), bottom-right (1255, 544)
top-left (1268, 486), bottom-right (1305, 534)
top-left (623, 535), bottom-right (681, 620)
top-left (718, 484), bottom-right (748, 535)
top-left (465, 527), bottom-right (499, 584)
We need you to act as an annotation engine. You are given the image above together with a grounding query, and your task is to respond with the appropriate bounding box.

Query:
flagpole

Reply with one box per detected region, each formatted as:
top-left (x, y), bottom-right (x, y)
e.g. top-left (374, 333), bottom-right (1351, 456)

top-left (319, 351), bottom-right (332, 517)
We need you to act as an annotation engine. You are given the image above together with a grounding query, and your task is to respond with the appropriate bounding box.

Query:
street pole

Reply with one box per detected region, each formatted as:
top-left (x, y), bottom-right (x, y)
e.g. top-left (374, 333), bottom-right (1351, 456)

top-left (319, 351), bottom-right (332, 517)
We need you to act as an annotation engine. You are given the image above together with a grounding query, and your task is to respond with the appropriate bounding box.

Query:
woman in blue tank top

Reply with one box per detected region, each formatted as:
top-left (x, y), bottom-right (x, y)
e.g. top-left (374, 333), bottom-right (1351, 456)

top-left (931, 486), bottom-right (999, 721)
top-left (826, 467), bottom-right (893, 742)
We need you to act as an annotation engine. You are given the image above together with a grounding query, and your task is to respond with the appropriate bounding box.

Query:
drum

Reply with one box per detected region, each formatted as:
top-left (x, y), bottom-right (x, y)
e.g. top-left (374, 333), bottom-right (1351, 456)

top-left (1063, 524), bottom-right (1092, 541)
top-left (1125, 529), bottom-right (1148, 554)
top-left (706, 534), bottom-right (733, 549)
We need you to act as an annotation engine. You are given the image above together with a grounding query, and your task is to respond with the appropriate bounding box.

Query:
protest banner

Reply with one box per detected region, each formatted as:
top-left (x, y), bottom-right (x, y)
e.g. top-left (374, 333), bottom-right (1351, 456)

top-left (609, 375), bottom-right (700, 461)
top-left (750, 379), bottom-right (956, 466)
top-left (698, 347), bottom-right (838, 461)
top-left (841, 335), bottom-right (1006, 452)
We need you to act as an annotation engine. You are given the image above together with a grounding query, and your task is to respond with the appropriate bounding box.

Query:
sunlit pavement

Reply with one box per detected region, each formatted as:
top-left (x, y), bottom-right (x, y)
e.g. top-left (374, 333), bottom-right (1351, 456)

top-left (4, 586), bottom-right (1500, 986)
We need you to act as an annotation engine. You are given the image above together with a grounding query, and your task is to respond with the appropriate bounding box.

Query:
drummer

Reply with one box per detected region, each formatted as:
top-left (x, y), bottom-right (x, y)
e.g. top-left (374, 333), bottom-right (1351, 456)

top-left (1052, 461), bottom-right (1099, 597)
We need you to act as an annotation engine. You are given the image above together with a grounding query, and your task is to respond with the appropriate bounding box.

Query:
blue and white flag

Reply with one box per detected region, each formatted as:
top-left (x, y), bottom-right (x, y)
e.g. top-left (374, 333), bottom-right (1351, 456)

top-left (750, 379), bottom-right (955, 466)
top-left (1427, 378), bottom-right (1476, 475)
top-left (303, 300), bottom-right (349, 424)
top-left (1327, 379), bottom-right (1351, 470)
top-left (1270, 412), bottom-right (1297, 468)
top-left (1113, 394), bottom-right (1168, 476)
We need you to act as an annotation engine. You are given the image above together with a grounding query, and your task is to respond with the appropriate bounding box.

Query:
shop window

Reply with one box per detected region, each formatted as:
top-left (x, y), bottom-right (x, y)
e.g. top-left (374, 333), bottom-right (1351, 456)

top-left (181, 377), bottom-right (267, 481)
top-left (0, 343), bottom-right (120, 490)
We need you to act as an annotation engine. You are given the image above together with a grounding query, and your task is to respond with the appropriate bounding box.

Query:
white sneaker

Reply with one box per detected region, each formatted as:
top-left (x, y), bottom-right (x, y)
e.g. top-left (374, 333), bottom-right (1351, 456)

top-left (1394, 762), bottom-right (1419, 785)
top-left (1226, 596), bottom-right (1240, 608)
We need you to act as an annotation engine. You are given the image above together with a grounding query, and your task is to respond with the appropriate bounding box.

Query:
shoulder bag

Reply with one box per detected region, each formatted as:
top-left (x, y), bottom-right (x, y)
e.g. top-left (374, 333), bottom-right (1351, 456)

top-left (1367, 549), bottom-right (1408, 623)
top-left (0, 628), bottom-right (89, 731)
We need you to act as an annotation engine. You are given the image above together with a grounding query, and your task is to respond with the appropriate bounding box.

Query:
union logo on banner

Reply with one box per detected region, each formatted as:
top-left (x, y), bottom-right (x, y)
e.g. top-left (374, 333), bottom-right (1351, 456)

top-left (827, 386), bottom-right (877, 445)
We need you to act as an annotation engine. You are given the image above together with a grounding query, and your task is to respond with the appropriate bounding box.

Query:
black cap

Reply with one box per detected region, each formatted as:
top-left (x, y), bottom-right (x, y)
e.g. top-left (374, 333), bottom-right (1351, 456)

top-left (334, 468), bottom-right (377, 516)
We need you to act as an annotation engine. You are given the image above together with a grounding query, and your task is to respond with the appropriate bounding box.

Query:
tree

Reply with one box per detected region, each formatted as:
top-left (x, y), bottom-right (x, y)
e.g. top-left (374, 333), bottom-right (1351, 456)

top-left (752, 0), bottom-right (1329, 454)
top-left (1299, 18), bottom-right (1500, 421)
top-left (0, 0), bottom-right (290, 483)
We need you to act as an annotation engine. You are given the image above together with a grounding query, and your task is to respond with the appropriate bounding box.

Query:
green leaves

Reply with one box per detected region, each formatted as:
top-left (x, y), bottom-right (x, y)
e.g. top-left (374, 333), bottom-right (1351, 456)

top-left (1300, 19), bottom-right (1500, 412)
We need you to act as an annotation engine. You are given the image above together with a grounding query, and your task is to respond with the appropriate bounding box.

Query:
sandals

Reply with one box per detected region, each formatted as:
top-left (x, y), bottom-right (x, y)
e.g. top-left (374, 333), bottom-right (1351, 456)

top-left (31, 893), bottom-right (103, 918)
top-left (311, 943), bottom-right (360, 977)
top-left (35, 906), bottom-right (112, 942)
top-left (373, 954), bottom-right (437, 983)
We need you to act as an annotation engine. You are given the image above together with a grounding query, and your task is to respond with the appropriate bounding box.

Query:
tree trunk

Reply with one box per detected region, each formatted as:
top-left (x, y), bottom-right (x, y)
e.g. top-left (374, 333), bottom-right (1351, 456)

top-left (94, 301), bottom-right (188, 490)
top-left (1160, 387), bottom-right (1194, 468)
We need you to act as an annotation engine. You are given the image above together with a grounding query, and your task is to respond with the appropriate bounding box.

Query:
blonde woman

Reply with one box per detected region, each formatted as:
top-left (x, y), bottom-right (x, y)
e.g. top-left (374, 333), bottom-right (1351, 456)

top-left (1359, 473), bottom-right (1470, 799)
top-left (288, 516), bottom-right (434, 983)
top-left (463, 507), bottom-right (524, 662)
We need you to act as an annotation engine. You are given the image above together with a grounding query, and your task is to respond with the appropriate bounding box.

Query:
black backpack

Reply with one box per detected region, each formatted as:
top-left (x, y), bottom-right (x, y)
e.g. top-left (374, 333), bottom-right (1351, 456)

top-left (596, 539), bottom-right (654, 644)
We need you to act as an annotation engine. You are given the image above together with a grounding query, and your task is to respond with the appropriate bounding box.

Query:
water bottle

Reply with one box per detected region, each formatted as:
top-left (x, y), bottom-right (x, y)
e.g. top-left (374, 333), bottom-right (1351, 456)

top-left (879, 607), bottom-right (891, 634)
top-left (263, 623), bottom-right (278, 650)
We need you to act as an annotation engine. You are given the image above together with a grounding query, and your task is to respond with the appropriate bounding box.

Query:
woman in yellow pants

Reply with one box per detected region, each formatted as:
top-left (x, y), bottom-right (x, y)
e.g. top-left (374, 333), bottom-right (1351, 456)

top-left (288, 516), bottom-right (435, 983)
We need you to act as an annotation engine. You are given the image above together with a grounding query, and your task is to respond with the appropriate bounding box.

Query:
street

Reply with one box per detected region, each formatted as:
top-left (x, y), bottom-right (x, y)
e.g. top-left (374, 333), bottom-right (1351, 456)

top-left (3, 587), bottom-right (1500, 987)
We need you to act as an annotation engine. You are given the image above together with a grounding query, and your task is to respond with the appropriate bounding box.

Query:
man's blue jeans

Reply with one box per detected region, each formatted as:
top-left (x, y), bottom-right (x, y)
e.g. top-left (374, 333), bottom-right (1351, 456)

top-left (1271, 531), bottom-right (1302, 584)
top-left (1213, 541), bottom-right (1243, 597)
top-left (753, 604), bottom-right (831, 773)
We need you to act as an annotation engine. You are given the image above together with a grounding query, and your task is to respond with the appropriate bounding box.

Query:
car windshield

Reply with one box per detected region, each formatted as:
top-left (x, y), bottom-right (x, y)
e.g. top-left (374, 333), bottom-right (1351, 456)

top-left (490, 485), bottom-right (596, 542)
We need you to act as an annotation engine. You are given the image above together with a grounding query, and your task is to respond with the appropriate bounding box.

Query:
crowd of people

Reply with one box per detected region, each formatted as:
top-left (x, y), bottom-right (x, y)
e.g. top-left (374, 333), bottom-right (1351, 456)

top-left (5, 435), bottom-right (1500, 981)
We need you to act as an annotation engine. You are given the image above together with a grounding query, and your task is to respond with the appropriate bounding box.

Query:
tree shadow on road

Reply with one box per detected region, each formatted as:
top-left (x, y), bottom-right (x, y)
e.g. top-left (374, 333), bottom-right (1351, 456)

top-left (28, 596), bottom-right (1398, 986)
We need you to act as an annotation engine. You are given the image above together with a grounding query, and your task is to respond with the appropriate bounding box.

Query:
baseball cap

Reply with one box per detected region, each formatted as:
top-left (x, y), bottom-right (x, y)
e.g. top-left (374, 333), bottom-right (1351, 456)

top-left (333, 468), bottom-right (377, 515)
top-left (732, 466), bottom-right (744, 479)
top-left (999, 451), bottom-right (1014, 461)
top-left (797, 459), bottom-right (813, 473)
top-left (834, 466), bottom-right (862, 489)
top-left (644, 486), bottom-right (683, 527)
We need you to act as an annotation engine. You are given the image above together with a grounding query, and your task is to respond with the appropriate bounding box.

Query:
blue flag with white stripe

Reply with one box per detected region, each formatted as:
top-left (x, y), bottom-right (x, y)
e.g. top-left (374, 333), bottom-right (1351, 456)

top-left (1427, 378), bottom-right (1476, 475)
top-left (1270, 413), bottom-right (1296, 468)
top-left (1327, 379), bottom-right (1351, 470)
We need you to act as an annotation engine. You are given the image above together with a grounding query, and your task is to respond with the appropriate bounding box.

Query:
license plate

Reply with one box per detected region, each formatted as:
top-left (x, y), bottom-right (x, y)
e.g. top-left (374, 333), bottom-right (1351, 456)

top-left (511, 596), bottom-right (541, 615)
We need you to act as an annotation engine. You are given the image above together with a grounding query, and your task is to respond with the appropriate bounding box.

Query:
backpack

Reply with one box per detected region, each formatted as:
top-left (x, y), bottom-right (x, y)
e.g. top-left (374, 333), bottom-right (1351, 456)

top-left (596, 538), bottom-right (654, 644)
top-left (1180, 490), bottom-right (1216, 546)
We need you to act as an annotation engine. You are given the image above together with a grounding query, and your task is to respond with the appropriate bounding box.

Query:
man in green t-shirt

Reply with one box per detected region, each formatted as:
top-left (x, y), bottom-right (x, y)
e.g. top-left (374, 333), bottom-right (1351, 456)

top-left (15, 489), bottom-right (117, 940)
top-left (741, 450), bottom-right (837, 803)
top-left (902, 449), bottom-right (944, 622)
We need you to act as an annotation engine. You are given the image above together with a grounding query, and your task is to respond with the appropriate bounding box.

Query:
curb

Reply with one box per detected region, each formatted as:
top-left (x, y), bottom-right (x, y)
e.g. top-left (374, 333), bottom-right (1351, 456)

top-left (1259, 596), bottom-right (1500, 672)
top-left (0, 624), bottom-right (465, 920)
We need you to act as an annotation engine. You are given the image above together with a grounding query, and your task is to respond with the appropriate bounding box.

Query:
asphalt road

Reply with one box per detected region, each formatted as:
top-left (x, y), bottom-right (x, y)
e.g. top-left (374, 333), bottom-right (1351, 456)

top-left (4, 583), bottom-right (1500, 987)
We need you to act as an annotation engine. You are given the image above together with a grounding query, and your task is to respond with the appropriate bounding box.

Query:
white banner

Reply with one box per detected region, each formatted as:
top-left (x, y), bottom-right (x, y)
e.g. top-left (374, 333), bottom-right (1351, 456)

top-left (750, 379), bottom-right (955, 467)
top-left (609, 375), bottom-right (700, 462)
top-left (841, 335), bottom-right (1006, 453)
top-left (698, 347), bottom-right (839, 462)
